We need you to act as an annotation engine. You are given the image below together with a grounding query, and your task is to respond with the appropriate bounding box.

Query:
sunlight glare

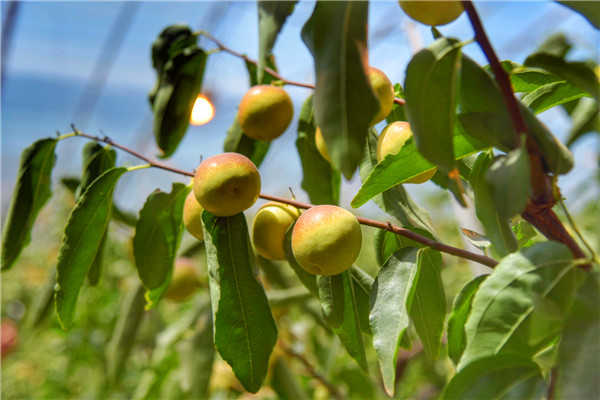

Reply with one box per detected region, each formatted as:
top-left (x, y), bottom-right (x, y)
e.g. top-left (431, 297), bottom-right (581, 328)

top-left (190, 95), bottom-right (215, 125)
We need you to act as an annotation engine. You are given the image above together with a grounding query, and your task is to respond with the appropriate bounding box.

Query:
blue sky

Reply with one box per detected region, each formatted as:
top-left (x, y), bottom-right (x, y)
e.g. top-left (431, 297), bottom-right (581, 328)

top-left (1, 1), bottom-right (598, 220)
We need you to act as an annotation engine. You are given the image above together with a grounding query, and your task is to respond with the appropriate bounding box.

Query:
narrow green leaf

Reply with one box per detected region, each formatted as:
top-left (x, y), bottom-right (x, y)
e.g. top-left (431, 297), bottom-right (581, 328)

top-left (149, 25), bottom-right (197, 93)
top-left (486, 144), bottom-right (531, 219)
top-left (223, 116), bottom-right (270, 168)
top-left (468, 150), bottom-right (518, 257)
top-left (556, 1), bottom-right (600, 29)
top-left (202, 211), bottom-right (278, 394)
top-left (508, 65), bottom-right (567, 93)
top-left (566, 97), bottom-right (599, 147)
top-left (271, 356), bottom-right (310, 400)
top-left (245, 57), bottom-right (279, 86)
top-left (443, 354), bottom-right (545, 400)
top-left (358, 127), bottom-right (433, 231)
top-left (458, 56), bottom-right (516, 151)
top-left (178, 308), bottom-right (214, 400)
top-left (301, 1), bottom-right (379, 179)
top-left (350, 265), bottom-right (374, 336)
top-left (352, 124), bottom-right (486, 208)
top-left (385, 83), bottom-right (407, 123)
top-left (133, 183), bottom-right (189, 308)
top-left (374, 227), bottom-right (434, 268)
top-left (525, 53), bottom-right (599, 101)
top-left (55, 167), bottom-right (128, 329)
top-left (405, 37), bottom-right (463, 171)
top-left (257, 1), bottom-right (297, 83)
top-left (459, 242), bottom-right (578, 369)
top-left (535, 32), bottom-right (572, 58)
top-left (77, 142), bottom-right (117, 286)
top-left (153, 48), bottom-right (207, 158)
top-left (370, 247), bottom-right (420, 396)
top-left (296, 95), bottom-right (341, 205)
top-left (317, 270), bottom-right (368, 372)
top-left (106, 283), bottom-right (146, 385)
top-left (27, 267), bottom-right (57, 328)
top-left (284, 223), bottom-right (319, 297)
top-left (2, 138), bottom-right (57, 271)
top-left (522, 81), bottom-right (588, 114)
top-left (447, 275), bottom-right (487, 366)
top-left (410, 249), bottom-right (445, 360)
top-left (557, 271), bottom-right (600, 400)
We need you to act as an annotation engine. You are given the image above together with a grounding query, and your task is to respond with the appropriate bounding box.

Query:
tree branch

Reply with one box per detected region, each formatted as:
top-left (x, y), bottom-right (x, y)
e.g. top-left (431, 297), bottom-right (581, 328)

top-left (66, 129), bottom-right (498, 269)
top-left (461, 1), bottom-right (588, 265)
top-left (198, 30), bottom-right (407, 105)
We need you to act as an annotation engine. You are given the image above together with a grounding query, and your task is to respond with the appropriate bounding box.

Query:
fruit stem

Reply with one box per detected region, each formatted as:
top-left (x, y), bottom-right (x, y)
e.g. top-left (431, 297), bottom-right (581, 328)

top-left (68, 129), bottom-right (497, 269)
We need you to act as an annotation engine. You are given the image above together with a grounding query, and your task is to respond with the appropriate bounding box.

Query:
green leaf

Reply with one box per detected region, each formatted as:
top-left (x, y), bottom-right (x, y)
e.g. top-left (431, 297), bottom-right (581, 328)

top-left (54, 167), bottom-right (128, 329)
top-left (385, 83), bottom-right (407, 123)
top-left (301, 1), bottom-right (379, 179)
top-left (152, 48), bottom-right (207, 158)
top-left (202, 211), bottom-right (278, 394)
top-left (458, 56), bottom-right (516, 151)
top-left (350, 265), bottom-right (374, 336)
top-left (352, 124), bottom-right (486, 208)
top-left (525, 53), bottom-right (599, 101)
top-left (317, 270), bottom-right (368, 372)
top-left (521, 81), bottom-right (588, 114)
top-left (223, 116), bottom-right (270, 168)
top-left (257, 1), bottom-right (297, 83)
top-left (271, 356), bottom-right (310, 400)
top-left (106, 283), bottom-right (146, 385)
top-left (410, 249), bottom-right (445, 360)
top-left (2, 138), bottom-right (57, 271)
top-left (27, 267), bottom-right (57, 328)
top-left (513, 220), bottom-right (537, 248)
top-left (284, 223), bottom-right (319, 297)
top-left (556, 1), bottom-right (600, 29)
top-left (566, 97), bottom-right (599, 147)
top-left (443, 354), bottom-right (545, 400)
top-left (133, 183), bottom-right (189, 308)
top-left (370, 247), bottom-right (420, 396)
top-left (149, 25), bottom-right (197, 89)
top-left (374, 227), bottom-right (434, 268)
top-left (557, 271), bottom-right (600, 400)
top-left (468, 150), bottom-right (517, 257)
top-left (459, 242), bottom-right (578, 369)
top-left (486, 143), bottom-right (531, 219)
top-left (508, 65), bottom-right (567, 93)
top-left (77, 142), bottom-right (117, 286)
top-left (178, 308), bottom-right (215, 400)
top-left (405, 37), bottom-right (463, 172)
top-left (358, 127), bottom-right (433, 231)
top-left (447, 275), bottom-right (487, 366)
top-left (535, 32), bottom-right (572, 58)
top-left (296, 95), bottom-right (341, 205)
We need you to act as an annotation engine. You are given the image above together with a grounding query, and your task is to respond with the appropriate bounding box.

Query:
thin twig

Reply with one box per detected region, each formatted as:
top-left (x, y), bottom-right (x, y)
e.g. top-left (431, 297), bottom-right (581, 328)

top-left (197, 30), bottom-right (407, 105)
top-left (547, 368), bottom-right (558, 400)
top-left (279, 340), bottom-right (343, 400)
top-left (66, 129), bottom-right (497, 269)
top-left (558, 198), bottom-right (599, 263)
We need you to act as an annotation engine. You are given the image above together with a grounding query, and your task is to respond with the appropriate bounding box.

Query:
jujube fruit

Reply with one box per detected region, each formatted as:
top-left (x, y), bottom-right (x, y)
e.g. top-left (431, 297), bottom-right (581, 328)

top-left (252, 202), bottom-right (301, 261)
top-left (399, 0), bottom-right (464, 26)
top-left (377, 121), bottom-right (437, 184)
top-left (237, 85), bottom-right (294, 141)
top-left (164, 258), bottom-right (202, 303)
top-left (368, 66), bottom-right (395, 125)
top-left (314, 127), bottom-right (332, 163)
top-left (291, 205), bottom-right (362, 276)
top-left (193, 152), bottom-right (261, 217)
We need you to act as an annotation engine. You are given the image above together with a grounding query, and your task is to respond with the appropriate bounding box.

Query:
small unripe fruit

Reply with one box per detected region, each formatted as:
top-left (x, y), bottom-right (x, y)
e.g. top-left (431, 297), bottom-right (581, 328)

top-left (183, 191), bottom-right (204, 240)
top-left (314, 127), bottom-right (331, 163)
top-left (291, 205), bottom-right (362, 276)
top-left (194, 153), bottom-right (261, 217)
top-left (377, 121), bottom-right (437, 184)
top-left (399, 1), bottom-right (464, 26)
top-left (252, 202), bottom-right (301, 261)
top-left (237, 85), bottom-right (294, 141)
top-left (368, 66), bottom-right (395, 125)
top-left (165, 258), bottom-right (202, 303)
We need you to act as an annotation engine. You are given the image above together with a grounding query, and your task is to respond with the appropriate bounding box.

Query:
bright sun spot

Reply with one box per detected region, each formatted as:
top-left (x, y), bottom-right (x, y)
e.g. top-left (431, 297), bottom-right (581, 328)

top-left (190, 95), bottom-right (215, 125)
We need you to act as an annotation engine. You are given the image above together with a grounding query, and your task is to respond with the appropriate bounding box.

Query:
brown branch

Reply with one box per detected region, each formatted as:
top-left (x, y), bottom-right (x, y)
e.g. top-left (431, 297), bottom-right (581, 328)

top-left (199, 30), bottom-right (407, 105)
top-left (278, 341), bottom-right (343, 400)
top-left (461, 2), bottom-right (588, 265)
top-left (547, 368), bottom-right (558, 400)
top-left (69, 129), bottom-right (497, 269)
